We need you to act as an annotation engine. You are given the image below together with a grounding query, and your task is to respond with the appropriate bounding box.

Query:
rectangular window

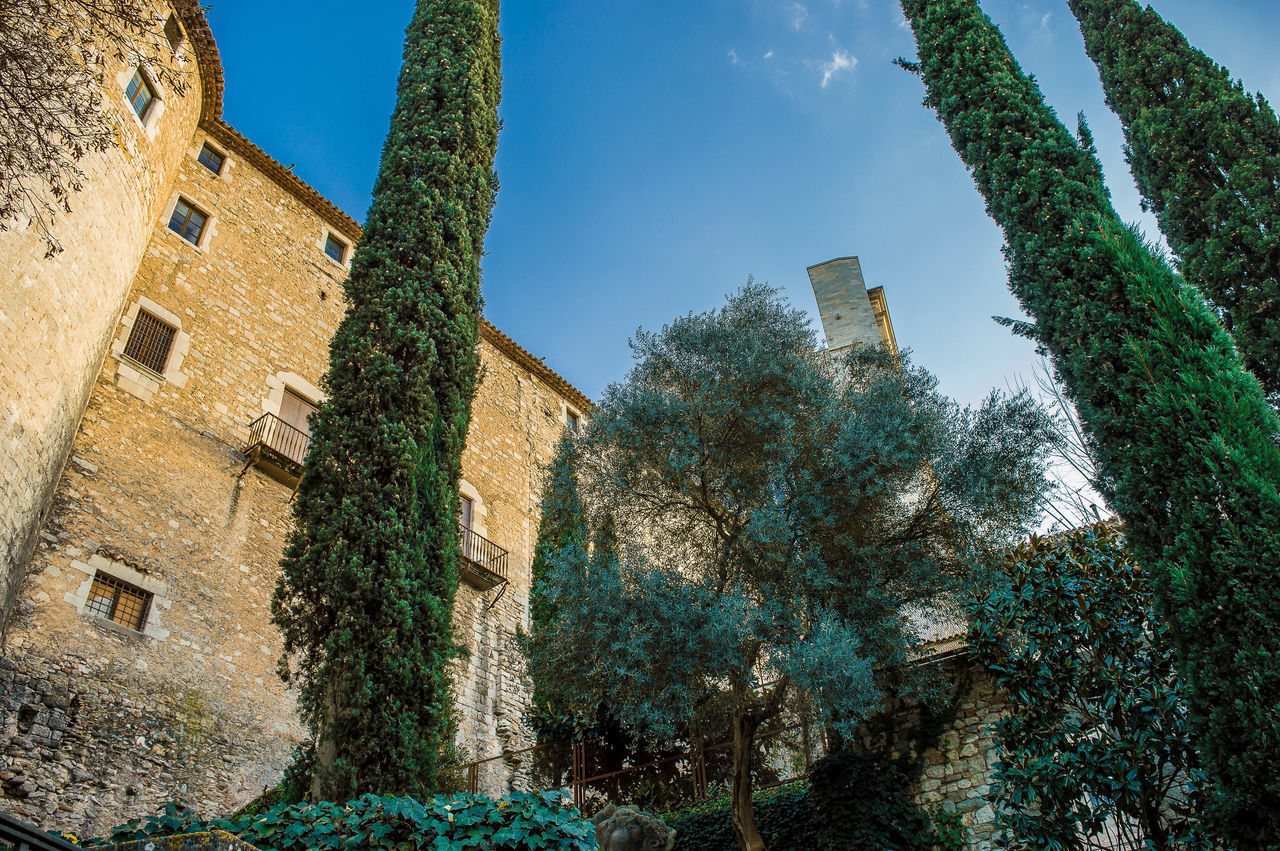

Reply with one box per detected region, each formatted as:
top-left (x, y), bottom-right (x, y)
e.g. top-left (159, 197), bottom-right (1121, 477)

top-left (197, 143), bottom-right (224, 175)
top-left (270, 388), bottom-right (317, 466)
top-left (123, 309), bottom-right (177, 374)
top-left (167, 197), bottom-right (207, 245)
top-left (126, 70), bottom-right (155, 121)
top-left (566, 410), bottom-right (580, 431)
top-left (164, 14), bottom-right (184, 54)
top-left (324, 233), bottom-right (348, 263)
top-left (459, 495), bottom-right (474, 530)
top-left (279, 388), bottom-right (317, 436)
top-left (85, 572), bottom-right (152, 631)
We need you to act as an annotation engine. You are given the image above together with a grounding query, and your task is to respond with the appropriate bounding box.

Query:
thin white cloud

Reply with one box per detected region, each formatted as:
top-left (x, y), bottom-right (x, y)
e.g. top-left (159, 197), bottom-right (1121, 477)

top-left (764, 49), bottom-right (775, 59)
top-left (788, 2), bottom-right (809, 30)
top-left (1040, 11), bottom-right (1053, 29)
top-left (729, 49), bottom-right (741, 65)
top-left (820, 49), bottom-right (857, 87)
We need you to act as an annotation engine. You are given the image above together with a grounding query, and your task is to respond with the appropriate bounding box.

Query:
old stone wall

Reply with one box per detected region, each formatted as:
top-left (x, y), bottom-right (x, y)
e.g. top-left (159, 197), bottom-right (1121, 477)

top-left (862, 657), bottom-right (1005, 850)
top-left (0, 0), bottom-right (205, 644)
top-left (0, 121), bottom-right (582, 832)
top-left (915, 664), bottom-right (1004, 849)
top-left (452, 336), bottom-right (587, 794)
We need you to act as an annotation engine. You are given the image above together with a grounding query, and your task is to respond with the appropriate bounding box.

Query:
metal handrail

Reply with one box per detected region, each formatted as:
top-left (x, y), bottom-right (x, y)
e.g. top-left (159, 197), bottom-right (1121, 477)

top-left (245, 412), bottom-right (311, 467)
top-left (0, 810), bottom-right (80, 850)
top-left (460, 524), bottom-right (509, 582)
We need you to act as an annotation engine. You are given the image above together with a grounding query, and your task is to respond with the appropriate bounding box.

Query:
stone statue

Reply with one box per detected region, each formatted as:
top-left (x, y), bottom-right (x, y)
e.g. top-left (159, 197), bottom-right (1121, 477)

top-left (592, 804), bottom-right (676, 851)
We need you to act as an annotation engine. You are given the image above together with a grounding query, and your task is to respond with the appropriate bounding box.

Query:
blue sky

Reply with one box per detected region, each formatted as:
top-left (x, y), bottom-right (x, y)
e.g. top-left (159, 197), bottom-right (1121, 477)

top-left (208, 0), bottom-right (1280, 406)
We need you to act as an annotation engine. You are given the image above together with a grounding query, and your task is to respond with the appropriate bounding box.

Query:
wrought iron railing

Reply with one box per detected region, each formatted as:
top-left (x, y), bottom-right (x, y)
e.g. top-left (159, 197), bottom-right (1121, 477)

top-left (0, 811), bottom-right (80, 851)
top-left (460, 524), bottom-right (509, 584)
top-left (245, 412), bottom-right (311, 470)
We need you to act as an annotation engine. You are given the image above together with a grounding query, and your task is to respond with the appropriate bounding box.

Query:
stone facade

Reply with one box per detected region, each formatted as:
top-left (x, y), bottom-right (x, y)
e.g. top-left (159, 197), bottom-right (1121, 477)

top-left (0, 0), bottom-right (207, 646)
top-left (916, 662), bottom-right (1004, 850)
top-left (0, 2), bottom-right (589, 836)
top-left (853, 656), bottom-right (1005, 851)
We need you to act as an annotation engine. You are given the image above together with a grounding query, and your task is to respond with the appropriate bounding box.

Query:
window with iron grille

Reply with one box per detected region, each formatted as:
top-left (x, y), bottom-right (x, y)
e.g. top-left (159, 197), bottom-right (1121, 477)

top-left (197, 143), bottom-right (224, 175)
top-left (126, 70), bottom-right (155, 121)
top-left (168, 197), bottom-right (207, 245)
top-left (324, 233), bottom-right (347, 263)
top-left (85, 572), bottom-right (152, 631)
top-left (123, 309), bottom-right (177, 374)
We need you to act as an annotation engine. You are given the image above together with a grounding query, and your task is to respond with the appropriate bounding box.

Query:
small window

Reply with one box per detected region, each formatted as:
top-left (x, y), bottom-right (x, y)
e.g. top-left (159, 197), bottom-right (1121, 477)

top-left (126, 69), bottom-right (156, 121)
top-left (85, 572), bottom-right (152, 631)
top-left (324, 233), bottom-right (348, 263)
top-left (566, 410), bottom-right (580, 431)
top-left (163, 14), bottom-right (184, 54)
top-left (167, 197), bottom-right (207, 245)
top-left (460, 495), bottom-right (474, 530)
top-left (197, 143), bottom-right (224, 175)
top-left (123, 309), bottom-right (177, 374)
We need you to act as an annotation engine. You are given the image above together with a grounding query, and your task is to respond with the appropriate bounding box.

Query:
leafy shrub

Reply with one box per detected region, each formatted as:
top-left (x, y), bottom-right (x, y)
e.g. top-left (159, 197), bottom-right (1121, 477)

top-left (664, 781), bottom-right (817, 850)
top-left (809, 751), bottom-right (937, 849)
top-left (969, 525), bottom-right (1215, 847)
top-left (86, 791), bottom-right (596, 850)
top-left (664, 753), bottom-right (959, 850)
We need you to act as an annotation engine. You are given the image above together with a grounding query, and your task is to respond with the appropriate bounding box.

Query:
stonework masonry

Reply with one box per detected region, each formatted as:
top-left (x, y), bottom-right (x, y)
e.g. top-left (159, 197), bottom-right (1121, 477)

top-left (0, 0), bottom-right (204, 646)
top-left (806, 256), bottom-right (898, 354)
top-left (0, 2), bottom-right (589, 835)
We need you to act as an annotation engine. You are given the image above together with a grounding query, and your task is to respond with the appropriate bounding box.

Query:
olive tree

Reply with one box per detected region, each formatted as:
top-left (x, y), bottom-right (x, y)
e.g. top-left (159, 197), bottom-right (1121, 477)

top-left (524, 283), bottom-right (1052, 851)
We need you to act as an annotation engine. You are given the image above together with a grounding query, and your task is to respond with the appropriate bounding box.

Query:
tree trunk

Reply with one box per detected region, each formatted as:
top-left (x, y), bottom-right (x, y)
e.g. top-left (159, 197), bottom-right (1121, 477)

top-left (730, 714), bottom-right (766, 851)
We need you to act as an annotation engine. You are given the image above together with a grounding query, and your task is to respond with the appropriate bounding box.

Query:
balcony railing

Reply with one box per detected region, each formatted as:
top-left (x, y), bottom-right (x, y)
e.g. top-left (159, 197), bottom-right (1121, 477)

top-left (244, 412), bottom-right (311, 482)
top-left (460, 524), bottom-right (509, 591)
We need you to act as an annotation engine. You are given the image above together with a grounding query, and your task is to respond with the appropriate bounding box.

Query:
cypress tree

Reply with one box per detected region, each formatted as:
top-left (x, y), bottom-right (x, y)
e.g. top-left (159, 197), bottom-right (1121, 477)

top-left (271, 0), bottom-right (501, 802)
top-left (1066, 0), bottom-right (1280, 405)
top-left (898, 0), bottom-right (1280, 841)
top-left (529, 434), bottom-right (589, 637)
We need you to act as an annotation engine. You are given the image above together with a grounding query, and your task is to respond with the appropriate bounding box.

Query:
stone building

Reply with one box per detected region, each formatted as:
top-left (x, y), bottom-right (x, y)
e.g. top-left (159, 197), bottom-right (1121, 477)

top-left (0, 1), bottom-right (588, 835)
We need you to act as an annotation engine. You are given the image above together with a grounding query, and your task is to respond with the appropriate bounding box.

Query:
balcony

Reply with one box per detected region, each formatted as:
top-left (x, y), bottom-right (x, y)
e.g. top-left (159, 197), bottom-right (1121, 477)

top-left (244, 412), bottom-right (311, 485)
top-left (460, 524), bottom-right (509, 591)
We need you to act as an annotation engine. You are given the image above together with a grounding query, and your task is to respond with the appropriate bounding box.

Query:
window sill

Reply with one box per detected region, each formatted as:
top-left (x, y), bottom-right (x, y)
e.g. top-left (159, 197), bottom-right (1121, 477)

top-left (117, 353), bottom-right (167, 384)
top-left (82, 612), bottom-right (148, 642)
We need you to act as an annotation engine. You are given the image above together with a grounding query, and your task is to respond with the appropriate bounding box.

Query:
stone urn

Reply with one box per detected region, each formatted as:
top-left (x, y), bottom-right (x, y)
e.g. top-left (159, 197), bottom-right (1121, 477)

top-left (592, 804), bottom-right (676, 851)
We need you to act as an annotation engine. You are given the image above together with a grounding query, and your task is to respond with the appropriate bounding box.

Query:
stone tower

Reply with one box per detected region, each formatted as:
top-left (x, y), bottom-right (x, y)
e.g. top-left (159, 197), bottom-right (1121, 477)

top-left (806, 256), bottom-right (897, 353)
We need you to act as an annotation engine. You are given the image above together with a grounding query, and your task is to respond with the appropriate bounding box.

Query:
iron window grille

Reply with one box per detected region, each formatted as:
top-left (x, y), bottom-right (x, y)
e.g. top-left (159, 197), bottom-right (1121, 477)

top-left (197, 143), bottom-right (224, 175)
top-left (85, 572), bottom-right (152, 631)
top-left (168, 197), bottom-right (207, 245)
top-left (324, 234), bottom-right (347, 263)
top-left (126, 70), bottom-right (155, 121)
top-left (123, 309), bottom-right (176, 374)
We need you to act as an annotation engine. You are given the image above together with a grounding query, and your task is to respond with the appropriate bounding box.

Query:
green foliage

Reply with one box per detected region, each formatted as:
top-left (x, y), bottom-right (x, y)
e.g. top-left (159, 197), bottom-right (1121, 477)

top-left (663, 754), bottom-right (962, 851)
top-left (1067, 0), bottom-right (1280, 405)
top-left (899, 0), bottom-right (1280, 840)
top-left (529, 434), bottom-right (588, 637)
top-left (664, 782), bottom-right (818, 850)
top-left (270, 0), bottom-right (501, 801)
top-left (527, 282), bottom-right (1052, 846)
top-left (808, 751), bottom-right (941, 850)
top-left (969, 525), bottom-right (1215, 847)
top-left (85, 792), bottom-right (595, 851)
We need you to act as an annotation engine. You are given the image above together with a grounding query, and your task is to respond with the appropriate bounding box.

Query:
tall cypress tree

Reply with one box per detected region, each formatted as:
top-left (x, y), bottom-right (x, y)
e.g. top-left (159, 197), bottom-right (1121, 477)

top-left (899, 0), bottom-right (1280, 841)
top-left (529, 434), bottom-right (589, 637)
top-left (1066, 0), bottom-right (1280, 404)
top-left (271, 0), bottom-right (500, 802)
